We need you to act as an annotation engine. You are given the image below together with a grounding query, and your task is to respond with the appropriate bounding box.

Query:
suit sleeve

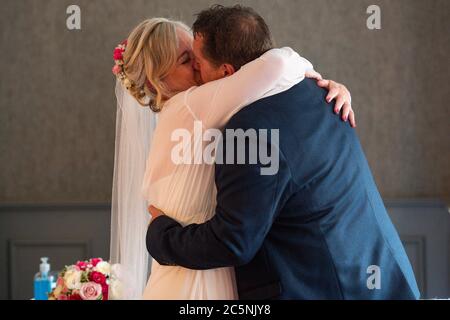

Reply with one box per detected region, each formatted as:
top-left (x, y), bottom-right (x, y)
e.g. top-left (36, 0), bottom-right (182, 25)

top-left (146, 118), bottom-right (293, 270)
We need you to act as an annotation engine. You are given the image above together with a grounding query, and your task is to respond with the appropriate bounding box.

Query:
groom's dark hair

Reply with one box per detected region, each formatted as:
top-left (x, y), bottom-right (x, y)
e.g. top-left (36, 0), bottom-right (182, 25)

top-left (192, 4), bottom-right (274, 71)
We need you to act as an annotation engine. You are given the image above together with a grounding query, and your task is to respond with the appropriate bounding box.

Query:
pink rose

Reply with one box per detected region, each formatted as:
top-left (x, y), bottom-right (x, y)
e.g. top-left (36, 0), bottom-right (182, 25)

top-left (79, 282), bottom-right (102, 300)
top-left (112, 65), bottom-right (121, 75)
top-left (56, 277), bottom-right (65, 287)
top-left (101, 283), bottom-right (109, 300)
top-left (113, 51), bottom-right (123, 61)
top-left (76, 261), bottom-right (88, 271)
top-left (69, 293), bottom-right (82, 300)
top-left (102, 287), bottom-right (109, 300)
top-left (90, 258), bottom-right (103, 267)
top-left (89, 271), bottom-right (106, 285)
top-left (61, 285), bottom-right (70, 294)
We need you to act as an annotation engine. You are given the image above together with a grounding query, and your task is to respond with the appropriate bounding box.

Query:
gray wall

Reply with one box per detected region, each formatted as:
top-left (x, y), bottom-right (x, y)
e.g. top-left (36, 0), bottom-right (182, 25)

top-left (0, 0), bottom-right (449, 204)
top-left (0, 0), bottom-right (449, 300)
top-left (1, 201), bottom-right (449, 299)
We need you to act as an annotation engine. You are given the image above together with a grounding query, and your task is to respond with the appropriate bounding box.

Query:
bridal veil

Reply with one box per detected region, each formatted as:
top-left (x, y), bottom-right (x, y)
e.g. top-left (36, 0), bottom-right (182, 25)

top-left (109, 80), bottom-right (157, 299)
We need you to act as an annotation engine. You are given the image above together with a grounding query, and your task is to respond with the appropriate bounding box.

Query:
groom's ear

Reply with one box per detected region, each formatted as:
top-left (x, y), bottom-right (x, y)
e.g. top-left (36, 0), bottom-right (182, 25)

top-left (221, 63), bottom-right (235, 77)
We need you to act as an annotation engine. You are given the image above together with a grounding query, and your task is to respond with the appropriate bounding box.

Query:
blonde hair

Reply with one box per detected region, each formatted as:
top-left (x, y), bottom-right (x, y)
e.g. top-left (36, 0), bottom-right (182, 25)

top-left (123, 18), bottom-right (191, 112)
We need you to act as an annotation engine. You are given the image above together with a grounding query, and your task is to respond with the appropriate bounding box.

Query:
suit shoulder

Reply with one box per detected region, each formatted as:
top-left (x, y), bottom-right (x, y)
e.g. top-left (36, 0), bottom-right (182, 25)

top-left (224, 101), bottom-right (269, 131)
top-left (226, 79), bottom-right (324, 130)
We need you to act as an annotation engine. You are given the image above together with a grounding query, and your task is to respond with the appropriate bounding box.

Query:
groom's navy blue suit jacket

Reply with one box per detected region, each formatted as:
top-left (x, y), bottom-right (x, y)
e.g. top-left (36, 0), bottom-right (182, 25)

top-left (146, 79), bottom-right (420, 300)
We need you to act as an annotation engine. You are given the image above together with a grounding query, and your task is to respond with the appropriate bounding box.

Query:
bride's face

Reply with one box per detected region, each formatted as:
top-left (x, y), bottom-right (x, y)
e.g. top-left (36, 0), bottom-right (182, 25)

top-left (163, 28), bottom-right (202, 94)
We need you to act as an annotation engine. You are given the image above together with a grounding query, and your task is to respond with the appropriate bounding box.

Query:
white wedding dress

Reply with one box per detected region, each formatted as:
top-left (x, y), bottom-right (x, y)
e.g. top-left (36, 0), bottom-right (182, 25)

top-left (141, 48), bottom-right (313, 299)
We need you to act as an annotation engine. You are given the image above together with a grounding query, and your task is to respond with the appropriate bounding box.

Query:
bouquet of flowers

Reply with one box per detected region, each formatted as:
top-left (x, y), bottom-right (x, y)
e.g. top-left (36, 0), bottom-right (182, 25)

top-left (49, 258), bottom-right (120, 300)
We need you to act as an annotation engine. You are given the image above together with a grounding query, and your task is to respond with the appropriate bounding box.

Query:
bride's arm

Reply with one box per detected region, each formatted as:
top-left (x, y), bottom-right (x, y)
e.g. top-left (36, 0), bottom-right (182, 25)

top-left (188, 47), bottom-right (311, 128)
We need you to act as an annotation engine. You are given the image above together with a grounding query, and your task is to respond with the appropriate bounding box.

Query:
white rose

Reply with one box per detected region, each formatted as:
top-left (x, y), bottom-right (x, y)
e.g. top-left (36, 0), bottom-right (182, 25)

top-left (63, 267), bottom-right (82, 290)
top-left (110, 264), bottom-right (122, 279)
top-left (108, 279), bottom-right (124, 300)
top-left (94, 261), bottom-right (111, 275)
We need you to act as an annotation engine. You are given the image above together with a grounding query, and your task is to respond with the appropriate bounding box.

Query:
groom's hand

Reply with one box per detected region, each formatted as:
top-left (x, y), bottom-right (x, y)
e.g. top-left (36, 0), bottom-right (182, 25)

top-left (148, 205), bottom-right (165, 224)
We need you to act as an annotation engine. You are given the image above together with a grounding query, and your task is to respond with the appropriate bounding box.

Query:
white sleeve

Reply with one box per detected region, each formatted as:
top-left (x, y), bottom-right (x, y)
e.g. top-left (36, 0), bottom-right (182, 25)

top-left (186, 47), bottom-right (314, 128)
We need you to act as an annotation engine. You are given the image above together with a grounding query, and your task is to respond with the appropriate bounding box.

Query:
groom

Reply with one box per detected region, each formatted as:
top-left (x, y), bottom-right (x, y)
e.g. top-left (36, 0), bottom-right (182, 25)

top-left (146, 5), bottom-right (420, 299)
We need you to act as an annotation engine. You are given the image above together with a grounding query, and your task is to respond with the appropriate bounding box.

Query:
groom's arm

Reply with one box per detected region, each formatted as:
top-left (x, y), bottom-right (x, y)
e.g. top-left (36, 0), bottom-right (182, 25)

top-left (146, 119), bottom-right (292, 270)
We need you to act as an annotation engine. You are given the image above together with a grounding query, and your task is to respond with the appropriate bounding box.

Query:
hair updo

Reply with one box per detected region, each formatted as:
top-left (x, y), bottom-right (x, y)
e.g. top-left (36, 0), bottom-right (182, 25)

top-left (121, 18), bottom-right (190, 112)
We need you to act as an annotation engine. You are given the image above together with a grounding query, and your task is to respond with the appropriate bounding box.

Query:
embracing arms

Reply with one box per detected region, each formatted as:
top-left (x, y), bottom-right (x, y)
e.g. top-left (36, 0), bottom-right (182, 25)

top-left (146, 123), bottom-right (290, 269)
top-left (188, 48), bottom-right (355, 128)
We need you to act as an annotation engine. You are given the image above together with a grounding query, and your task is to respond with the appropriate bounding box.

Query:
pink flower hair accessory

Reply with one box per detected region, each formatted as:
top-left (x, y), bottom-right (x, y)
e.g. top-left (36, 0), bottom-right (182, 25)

top-left (112, 39), bottom-right (154, 97)
top-left (112, 39), bottom-right (133, 89)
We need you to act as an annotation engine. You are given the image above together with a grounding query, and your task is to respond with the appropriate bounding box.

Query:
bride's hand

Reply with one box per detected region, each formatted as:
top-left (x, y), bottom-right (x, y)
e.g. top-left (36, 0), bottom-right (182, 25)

top-left (148, 205), bottom-right (164, 224)
top-left (305, 71), bottom-right (356, 128)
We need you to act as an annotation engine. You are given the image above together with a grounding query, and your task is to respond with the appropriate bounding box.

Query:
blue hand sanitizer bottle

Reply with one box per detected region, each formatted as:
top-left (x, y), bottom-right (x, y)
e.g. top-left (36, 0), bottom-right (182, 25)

top-left (34, 257), bottom-right (52, 300)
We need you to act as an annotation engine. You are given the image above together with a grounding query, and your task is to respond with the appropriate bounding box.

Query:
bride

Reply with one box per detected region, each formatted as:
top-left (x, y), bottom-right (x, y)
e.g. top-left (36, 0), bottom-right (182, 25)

top-left (110, 17), bottom-right (354, 299)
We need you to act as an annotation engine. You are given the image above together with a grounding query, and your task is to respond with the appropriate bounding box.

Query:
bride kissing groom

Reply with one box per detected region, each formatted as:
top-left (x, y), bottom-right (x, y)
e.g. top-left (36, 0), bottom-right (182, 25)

top-left (113, 4), bottom-right (419, 300)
